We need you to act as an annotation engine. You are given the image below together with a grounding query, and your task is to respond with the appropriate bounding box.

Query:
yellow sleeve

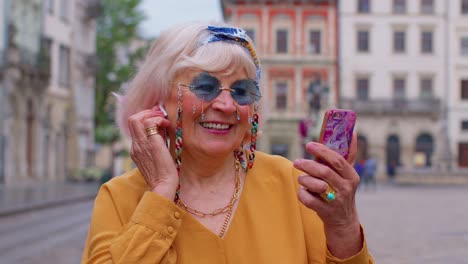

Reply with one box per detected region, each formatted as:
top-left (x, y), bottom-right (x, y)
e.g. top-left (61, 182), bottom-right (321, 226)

top-left (81, 186), bottom-right (184, 264)
top-left (325, 227), bottom-right (375, 264)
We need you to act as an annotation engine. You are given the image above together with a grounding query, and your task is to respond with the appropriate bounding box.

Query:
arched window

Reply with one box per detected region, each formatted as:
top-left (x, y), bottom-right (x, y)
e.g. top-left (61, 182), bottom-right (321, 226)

top-left (386, 135), bottom-right (400, 176)
top-left (272, 14), bottom-right (292, 54)
top-left (415, 133), bottom-right (434, 167)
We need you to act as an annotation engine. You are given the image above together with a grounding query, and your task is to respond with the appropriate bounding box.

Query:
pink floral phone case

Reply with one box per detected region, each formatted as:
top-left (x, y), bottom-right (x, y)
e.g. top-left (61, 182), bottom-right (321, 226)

top-left (318, 109), bottom-right (356, 160)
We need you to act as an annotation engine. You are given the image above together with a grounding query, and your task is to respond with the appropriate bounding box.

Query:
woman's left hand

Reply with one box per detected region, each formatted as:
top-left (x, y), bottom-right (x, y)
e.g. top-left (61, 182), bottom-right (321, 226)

top-left (293, 132), bottom-right (363, 258)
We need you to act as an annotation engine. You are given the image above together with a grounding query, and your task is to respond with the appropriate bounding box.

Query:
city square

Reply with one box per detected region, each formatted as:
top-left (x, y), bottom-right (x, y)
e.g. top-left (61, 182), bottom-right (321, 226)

top-left (0, 182), bottom-right (467, 263)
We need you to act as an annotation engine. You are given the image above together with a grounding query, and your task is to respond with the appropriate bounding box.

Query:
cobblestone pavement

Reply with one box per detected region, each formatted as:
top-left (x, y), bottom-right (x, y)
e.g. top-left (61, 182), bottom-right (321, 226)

top-left (0, 182), bottom-right (99, 216)
top-left (0, 184), bottom-right (467, 263)
top-left (0, 200), bottom-right (93, 264)
top-left (357, 184), bottom-right (468, 264)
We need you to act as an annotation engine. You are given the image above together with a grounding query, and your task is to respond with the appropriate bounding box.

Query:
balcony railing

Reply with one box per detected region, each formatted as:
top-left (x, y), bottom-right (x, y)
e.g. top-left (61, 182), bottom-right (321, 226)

top-left (8, 46), bottom-right (51, 77)
top-left (340, 98), bottom-right (441, 115)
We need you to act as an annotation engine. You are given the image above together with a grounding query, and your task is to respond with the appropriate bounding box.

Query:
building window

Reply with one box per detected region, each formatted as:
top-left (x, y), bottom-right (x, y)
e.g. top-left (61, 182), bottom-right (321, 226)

top-left (393, 0), bottom-right (407, 14)
top-left (462, 0), bottom-right (468, 14)
top-left (357, 30), bottom-right (370, 52)
top-left (40, 37), bottom-right (52, 55)
top-left (461, 121), bottom-right (468, 131)
top-left (276, 29), bottom-right (288, 53)
top-left (394, 31), bottom-right (406, 53)
top-left (459, 143), bottom-right (468, 167)
top-left (421, 0), bottom-right (434, 14)
top-left (415, 133), bottom-right (434, 167)
top-left (39, 37), bottom-right (52, 74)
top-left (59, 0), bottom-right (68, 22)
top-left (47, 0), bottom-right (54, 14)
top-left (307, 79), bottom-right (323, 111)
top-left (59, 45), bottom-right (70, 87)
top-left (393, 77), bottom-right (406, 100)
top-left (309, 30), bottom-right (321, 54)
top-left (421, 31), bottom-right (433, 54)
top-left (356, 78), bottom-right (369, 100)
top-left (420, 77), bottom-right (433, 99)
top-left (275, 81), bottom-right (288, 109)
top-left (245, 29), bottom-right (256, 44)
top-left (462, 80), bottom-right (468, 99)
top-left (358, 0), bottom-right (370, 13)
top-left (461, 37), bottom-right (468, 56)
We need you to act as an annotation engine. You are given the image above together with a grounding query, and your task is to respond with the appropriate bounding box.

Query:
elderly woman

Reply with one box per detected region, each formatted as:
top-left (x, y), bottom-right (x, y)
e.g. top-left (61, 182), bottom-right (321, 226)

top-left (81, 22), bottom-right (374, 263)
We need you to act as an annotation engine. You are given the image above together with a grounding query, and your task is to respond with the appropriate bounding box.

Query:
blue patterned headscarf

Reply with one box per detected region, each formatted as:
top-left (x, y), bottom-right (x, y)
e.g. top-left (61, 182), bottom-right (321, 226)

top-left (201, 26), bottom-right (262, 100)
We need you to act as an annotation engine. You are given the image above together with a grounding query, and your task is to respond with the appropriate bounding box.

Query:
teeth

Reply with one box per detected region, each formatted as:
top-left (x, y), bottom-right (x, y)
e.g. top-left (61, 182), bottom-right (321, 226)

top-left (201, 122), bottom-right (230, 130)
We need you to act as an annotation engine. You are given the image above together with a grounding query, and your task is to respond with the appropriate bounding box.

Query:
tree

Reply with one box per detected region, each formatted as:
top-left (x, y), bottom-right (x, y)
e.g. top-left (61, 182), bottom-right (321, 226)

top-left (94, 0), bottom-right (147, 176)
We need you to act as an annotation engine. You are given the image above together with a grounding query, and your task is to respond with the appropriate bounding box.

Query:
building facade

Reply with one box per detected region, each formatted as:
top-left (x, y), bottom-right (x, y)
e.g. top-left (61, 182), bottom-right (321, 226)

top-left (340, 0), bottom-right (468, 177)
top-left (221, 0), bottom-right (339, 160)
top-left (0, 0), bottom-right (99, 185)
top-left (448, 0), bottom-right (468, 170)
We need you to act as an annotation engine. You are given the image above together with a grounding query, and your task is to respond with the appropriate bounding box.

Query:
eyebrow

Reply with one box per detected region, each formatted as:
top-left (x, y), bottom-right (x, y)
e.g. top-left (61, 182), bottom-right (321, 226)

top-left (192, 72), bottom-right (254, 82)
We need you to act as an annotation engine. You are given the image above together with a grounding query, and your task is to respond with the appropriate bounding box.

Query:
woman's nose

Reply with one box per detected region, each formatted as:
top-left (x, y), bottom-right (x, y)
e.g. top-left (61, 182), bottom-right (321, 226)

top-left (211, 89), bottom-right (236, 113)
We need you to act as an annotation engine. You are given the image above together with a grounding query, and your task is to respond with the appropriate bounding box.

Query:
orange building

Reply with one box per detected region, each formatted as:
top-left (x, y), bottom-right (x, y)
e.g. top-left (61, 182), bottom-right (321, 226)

top-left (221, 0), bottom-right (339, 160)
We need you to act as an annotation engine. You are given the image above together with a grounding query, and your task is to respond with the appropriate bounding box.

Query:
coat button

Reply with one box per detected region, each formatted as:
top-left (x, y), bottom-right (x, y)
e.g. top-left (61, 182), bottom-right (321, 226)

top-left (174, 211), bottom-right (180, 219)
top-left (167, 226), bottom-right (174, 234)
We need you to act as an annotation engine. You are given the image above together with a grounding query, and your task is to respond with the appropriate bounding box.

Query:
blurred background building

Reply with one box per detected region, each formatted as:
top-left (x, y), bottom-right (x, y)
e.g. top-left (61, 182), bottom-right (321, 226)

top-left (222, 0), bottom-right (468, 178)
top-left (340, 0), bottom-right (468, 176)
top-left (0, 0), bottom-right (99, 185)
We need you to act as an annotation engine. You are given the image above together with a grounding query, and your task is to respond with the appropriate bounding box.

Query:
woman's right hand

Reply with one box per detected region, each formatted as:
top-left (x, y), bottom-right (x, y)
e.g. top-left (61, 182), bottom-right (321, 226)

top-left (128, 105), bottom-right (178, 200)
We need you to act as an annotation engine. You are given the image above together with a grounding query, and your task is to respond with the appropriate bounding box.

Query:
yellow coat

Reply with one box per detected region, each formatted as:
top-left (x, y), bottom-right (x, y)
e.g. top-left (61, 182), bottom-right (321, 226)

top-left (81, 152), bottom-right (373, 263)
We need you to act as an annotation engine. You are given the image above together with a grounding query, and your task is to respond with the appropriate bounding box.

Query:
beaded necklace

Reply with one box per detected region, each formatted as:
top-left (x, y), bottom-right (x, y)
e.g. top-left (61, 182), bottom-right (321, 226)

top-left (176, 161), bottom-right (241, 238)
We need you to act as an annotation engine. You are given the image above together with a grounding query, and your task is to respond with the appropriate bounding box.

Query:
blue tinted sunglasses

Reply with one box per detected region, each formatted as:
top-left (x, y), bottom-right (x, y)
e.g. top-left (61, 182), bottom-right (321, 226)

top-left (178, 72), bottom-right (261, 106)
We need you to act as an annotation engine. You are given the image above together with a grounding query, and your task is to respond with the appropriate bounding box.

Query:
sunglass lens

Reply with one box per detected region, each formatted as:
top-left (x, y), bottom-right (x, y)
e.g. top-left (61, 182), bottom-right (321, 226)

top-left (190, 73), bottom-right (221, 101)
top-left (191, 84), bottom-right (219, 101)
top-left (231, 79), bottom-right (257, 105)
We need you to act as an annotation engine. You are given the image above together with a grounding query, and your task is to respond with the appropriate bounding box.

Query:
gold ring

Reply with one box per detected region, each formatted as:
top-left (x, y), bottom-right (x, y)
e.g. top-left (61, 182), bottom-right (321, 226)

top-left (320, 184), bottom-right (336, 202)
top-left (145, 126), bottom-right (159, 137)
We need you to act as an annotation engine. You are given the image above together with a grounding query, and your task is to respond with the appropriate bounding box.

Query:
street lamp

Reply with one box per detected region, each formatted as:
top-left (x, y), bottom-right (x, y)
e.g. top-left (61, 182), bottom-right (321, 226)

top-left (299, 78), bottom-right (327, 158)
top-left (307, 79), bottom-right (322, 113)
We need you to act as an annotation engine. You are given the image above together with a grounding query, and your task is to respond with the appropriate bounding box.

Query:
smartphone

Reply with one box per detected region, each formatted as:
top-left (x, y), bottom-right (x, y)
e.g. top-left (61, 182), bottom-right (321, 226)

top-left (317, 109), bottom-right (356, 160)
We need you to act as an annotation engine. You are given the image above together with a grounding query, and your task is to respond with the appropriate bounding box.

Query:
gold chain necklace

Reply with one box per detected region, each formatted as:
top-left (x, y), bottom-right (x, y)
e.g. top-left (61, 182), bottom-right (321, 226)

top-left (176, 161), bottom-right (241, 238)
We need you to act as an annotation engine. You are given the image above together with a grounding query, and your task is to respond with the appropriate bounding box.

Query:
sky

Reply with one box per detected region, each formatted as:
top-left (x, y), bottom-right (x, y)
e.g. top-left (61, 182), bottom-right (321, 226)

top-left (138, 0), bottom-right (224, 38)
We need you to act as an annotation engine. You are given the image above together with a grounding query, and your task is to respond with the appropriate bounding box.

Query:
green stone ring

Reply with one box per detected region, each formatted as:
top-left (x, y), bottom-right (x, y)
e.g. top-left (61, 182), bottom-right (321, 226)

top-left (320, 184), bottom-right (337, 203)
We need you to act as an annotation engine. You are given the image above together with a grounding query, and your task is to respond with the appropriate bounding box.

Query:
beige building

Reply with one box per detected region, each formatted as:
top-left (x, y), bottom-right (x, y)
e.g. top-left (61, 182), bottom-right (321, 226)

top-left (0, 0), bottom-right (99, 185)
top-left (340, 0), bottom-right (468, 177)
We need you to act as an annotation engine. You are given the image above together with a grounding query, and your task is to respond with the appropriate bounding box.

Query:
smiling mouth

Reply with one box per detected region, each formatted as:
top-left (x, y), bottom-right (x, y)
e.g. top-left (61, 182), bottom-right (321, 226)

top-left (200, 122), bottom-right (232, 130)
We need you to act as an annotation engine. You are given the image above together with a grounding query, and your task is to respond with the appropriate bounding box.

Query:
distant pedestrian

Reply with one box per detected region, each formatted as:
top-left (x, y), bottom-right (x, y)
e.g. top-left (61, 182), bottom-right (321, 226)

top-left (387, 160), bottom-right (397, 183)
top-left (363, 156), bottom-right (377, 190)
top-left (354, 159), bottom-right (365, 178)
